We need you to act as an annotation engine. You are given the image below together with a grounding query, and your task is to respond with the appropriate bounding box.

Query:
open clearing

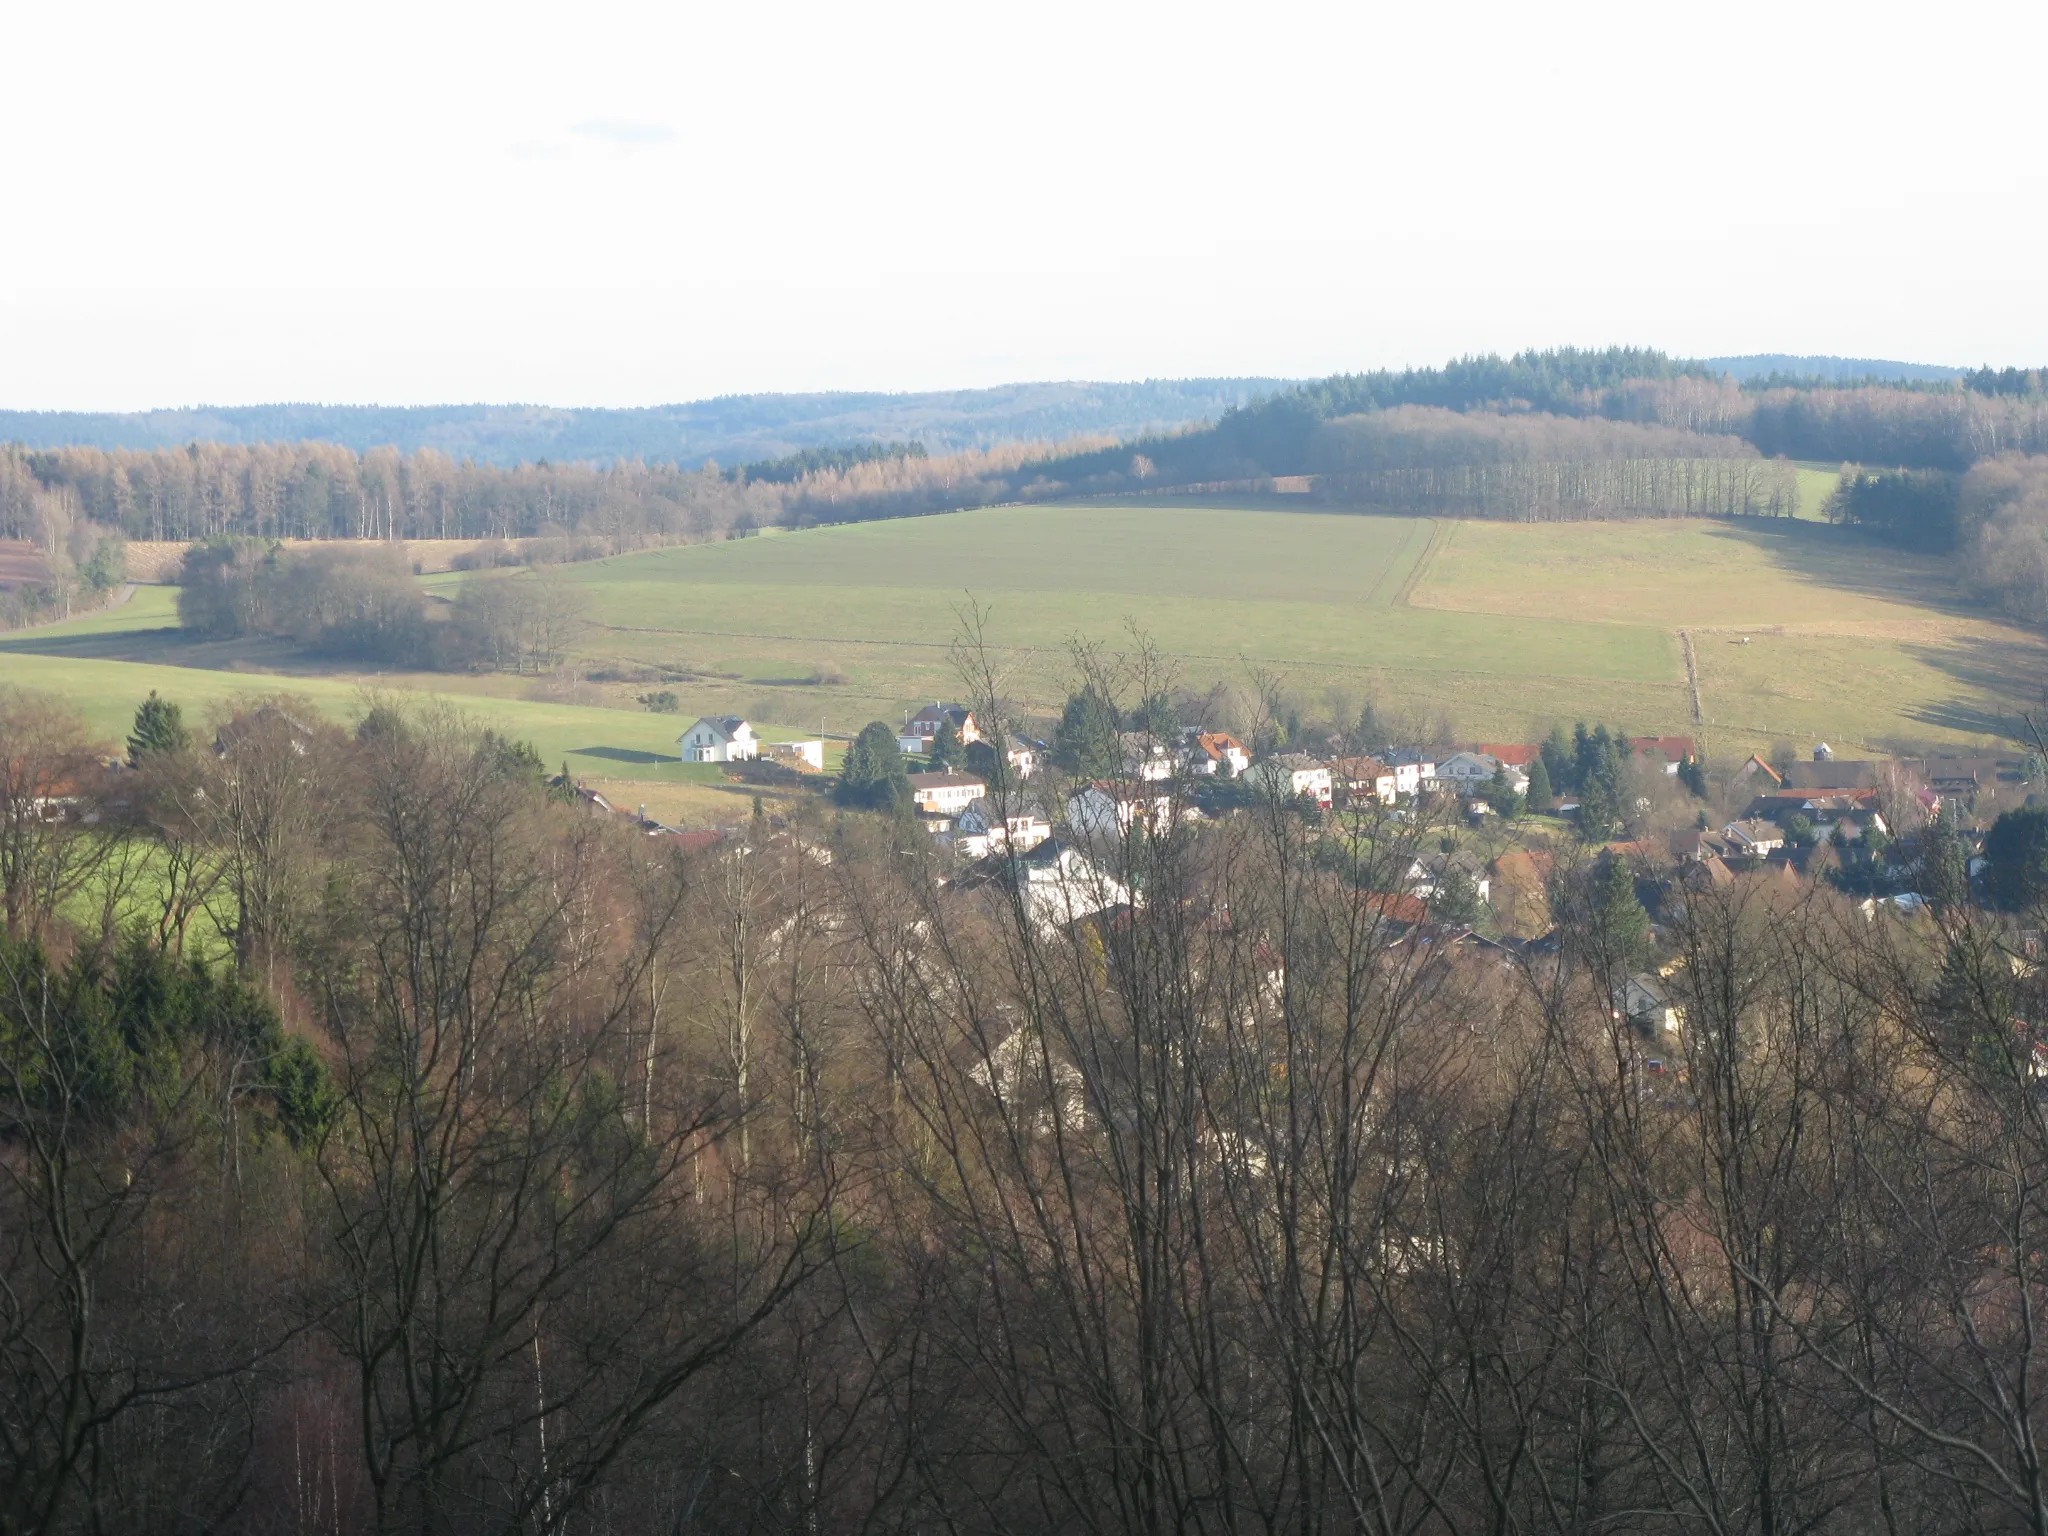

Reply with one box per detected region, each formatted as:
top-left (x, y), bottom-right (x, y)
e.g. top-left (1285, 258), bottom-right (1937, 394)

top-left (3, 497), bottom-right (2041, 783)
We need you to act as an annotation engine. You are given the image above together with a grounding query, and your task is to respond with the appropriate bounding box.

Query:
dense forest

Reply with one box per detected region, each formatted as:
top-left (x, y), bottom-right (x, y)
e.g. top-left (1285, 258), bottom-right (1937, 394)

top-left (0, 438), bottom-right (1086, 550)
top-left (14, 663), bottom-right (2048, 1531)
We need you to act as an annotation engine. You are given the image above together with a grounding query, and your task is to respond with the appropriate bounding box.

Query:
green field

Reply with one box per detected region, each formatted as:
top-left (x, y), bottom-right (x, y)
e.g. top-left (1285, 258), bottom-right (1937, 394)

top-left (3, 496), bottom-right (2042, 787)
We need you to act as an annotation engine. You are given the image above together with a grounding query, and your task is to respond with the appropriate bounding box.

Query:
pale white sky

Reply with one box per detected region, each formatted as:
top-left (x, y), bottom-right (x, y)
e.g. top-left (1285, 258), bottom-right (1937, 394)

top-left (2, 0), bottom-right (2042, 409)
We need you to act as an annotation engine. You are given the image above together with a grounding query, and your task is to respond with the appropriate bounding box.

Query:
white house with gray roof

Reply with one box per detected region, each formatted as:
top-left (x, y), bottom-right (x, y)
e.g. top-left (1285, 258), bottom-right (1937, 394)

top-left (678, 717), bottom-right (760, 764)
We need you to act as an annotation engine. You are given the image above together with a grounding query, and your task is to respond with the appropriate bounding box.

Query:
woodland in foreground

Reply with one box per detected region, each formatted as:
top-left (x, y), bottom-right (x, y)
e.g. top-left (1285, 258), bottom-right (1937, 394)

top-left (10, 656), bottom-right (2048, 1534)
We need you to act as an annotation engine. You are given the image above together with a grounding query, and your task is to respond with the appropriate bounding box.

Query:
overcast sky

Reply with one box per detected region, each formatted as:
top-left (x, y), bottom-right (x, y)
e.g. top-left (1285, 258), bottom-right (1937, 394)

top-left (3, 0), bottom-right (2042, 409)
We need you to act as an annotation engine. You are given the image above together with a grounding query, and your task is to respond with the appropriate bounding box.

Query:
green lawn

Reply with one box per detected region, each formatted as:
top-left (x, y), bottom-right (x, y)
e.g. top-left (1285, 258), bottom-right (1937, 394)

top-left (0, 597), bottom-right (813, 784)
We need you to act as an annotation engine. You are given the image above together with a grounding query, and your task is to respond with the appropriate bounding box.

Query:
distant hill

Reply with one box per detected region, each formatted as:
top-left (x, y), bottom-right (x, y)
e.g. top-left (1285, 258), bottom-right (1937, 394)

top-left (1704, 354), bottom-right (1966, 384)
top-left (0, 380), bottom-right (1293, 468)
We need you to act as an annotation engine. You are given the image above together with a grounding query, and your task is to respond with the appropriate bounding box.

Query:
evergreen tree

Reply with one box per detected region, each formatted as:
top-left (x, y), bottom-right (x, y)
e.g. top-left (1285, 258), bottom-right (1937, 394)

top-left (1355, 699), bottom-right (1386, 753)
top-left (1921, 806), bottom-right (1971, 910)
top-left (1677, 756), bottom-right (1708, 798)
top-left (1433, 864), bottom-right (1483, 927)
top-left (1486, 763), bottom-right (1523, 819)
top-left (1577, 769), bottom-right (1622, 842)
top-left (1591, 856), bottom-right (1652, 973)
top-left (838, 721), bottom-right (911, 811)
top-left (1525, 754), bottom-right (1554, 813)
top-left (929, 716), bottom-right (961, 771)
top-left (1985, 806), bottom-right (2048, 911)
top-left (1541, 725), bottom-right (1574, 794)
top-left (963, 738), bottom-right (999, 782)
top-left (1051, 687), bottom-right (1120, 778)
top-left (126, 690), bottom-right (189, 765)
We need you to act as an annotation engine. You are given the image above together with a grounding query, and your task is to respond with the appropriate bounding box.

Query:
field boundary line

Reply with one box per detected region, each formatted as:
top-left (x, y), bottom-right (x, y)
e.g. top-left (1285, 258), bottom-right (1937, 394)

top-left (1679, 629), bottom-right (1703, 723)
top-left (597, 619), bottom-right (1688, 689)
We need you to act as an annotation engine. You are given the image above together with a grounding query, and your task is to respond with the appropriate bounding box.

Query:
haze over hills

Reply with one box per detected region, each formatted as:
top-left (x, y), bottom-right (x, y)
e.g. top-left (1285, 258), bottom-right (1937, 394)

top-left (0, 356), bottom-right (1975, 467)
top-left (0, 380), bottom-right (1292, 468)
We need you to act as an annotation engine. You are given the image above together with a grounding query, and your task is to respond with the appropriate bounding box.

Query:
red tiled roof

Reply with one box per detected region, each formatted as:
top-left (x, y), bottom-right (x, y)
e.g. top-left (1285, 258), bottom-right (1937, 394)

top-left (1472, 743), bottom-right (1541, 767)
top-left (1629, 735), bottom-right (1696, 761)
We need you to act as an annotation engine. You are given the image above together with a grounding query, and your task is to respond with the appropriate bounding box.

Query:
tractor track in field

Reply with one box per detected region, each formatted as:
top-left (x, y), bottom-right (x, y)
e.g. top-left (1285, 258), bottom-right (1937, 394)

top-left (1387, 519), bottom-right (1449, 608)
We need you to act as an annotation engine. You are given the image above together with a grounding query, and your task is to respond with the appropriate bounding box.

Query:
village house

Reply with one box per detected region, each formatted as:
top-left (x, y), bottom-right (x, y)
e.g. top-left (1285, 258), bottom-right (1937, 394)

top-left (1781, 759), bottom-right (1881, 791)
top-left (1433, 751), bottom-right (1527, 796)
top-left (951, 798), bottom-right (1052, 859)
top-left (1246, 754), bottom-right (1333, 807)
top-left (974, 835), bottom-right (1133, 931)
top-left (1472, 743), bottom-right (1543, 773)
top-left (897, 703), bottom-right (981, 756)
top-left (908, 771), bottom-right (987, 817)
top-left (1618, 972), bottom-right (1684, 1038)
top-left (1722, 818), bottom-right (1787, 858)
top-left (1182, 730), bottom-right (1250, 778)
top-left (1328, 755), bottom-right (1398, 806)
top-left (1627, 735), bottom-right (1697, 776)
top-left (1386, 750), bottom-right (1436, 796)
top-left (1067, 781), bottom-right (1178, 837)
top-left (1119, 733), bottom-right (1177, 781)
top-left (678, 716), bottom-right (759, 764)
top-left (1404, 850), bottom-right (1491, 904)
top-left (1001, 736), bottom-right (1040, 779)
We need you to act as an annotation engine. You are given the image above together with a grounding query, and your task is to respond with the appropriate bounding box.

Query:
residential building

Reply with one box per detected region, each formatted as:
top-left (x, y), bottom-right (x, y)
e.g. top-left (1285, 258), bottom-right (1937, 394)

top-left (1433, 751), bottom-right (1528, 796)
top-left (1328, 755), bottom-right (1398, 805)
top-left (1781, 760), bottom-right (1880, 791)
top-left (985, 835), bottom-right (1133, 930)
top-left (1119, 733), bottom-right (1177, 781)
top-left (952, 798), bottom-right (1052, 859)
top-left (897, 703), bottom-right (981, 756)
top-left (1471, 743), bottom-right (1543, 771)
top-left (1627, 735), bottom-right (1698, 775)
top-left (1404, 850), bottom-right (1492, 903)
top-left (1384, 751), bottom-right (1434, 797)
top-left (1618, 973), bottom-right (1684, 1037)
top-left (1722, 818), bottom-right (1787, 857)
top-left (908, 771), bottom-right (987, 817)
top-left (1068, 781), bottom-right (1178, 837)
top-left (678, 716), bottom-right (759, 764)
top-left (1183, 731), bottom-right (1250, 778)
top-left (1003, 736), bottom-right (1040, 780)
top-left (1246, 754), bottom-right (1333, 807)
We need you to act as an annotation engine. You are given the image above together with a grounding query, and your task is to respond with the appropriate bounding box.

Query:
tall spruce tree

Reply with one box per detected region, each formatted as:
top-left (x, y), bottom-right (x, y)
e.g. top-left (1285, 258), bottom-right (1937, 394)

top-left (1525, 754), bottom-right (1554, 813)
top-left (126, 690), bottom-right (189, 765)
top-left (838, 722), bottom-right (911, 811)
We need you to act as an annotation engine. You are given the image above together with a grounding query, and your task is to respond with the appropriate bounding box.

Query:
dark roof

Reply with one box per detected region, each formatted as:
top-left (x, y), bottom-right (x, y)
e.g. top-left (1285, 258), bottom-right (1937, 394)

top-left (1782, 761), bottom-right (1879, 790)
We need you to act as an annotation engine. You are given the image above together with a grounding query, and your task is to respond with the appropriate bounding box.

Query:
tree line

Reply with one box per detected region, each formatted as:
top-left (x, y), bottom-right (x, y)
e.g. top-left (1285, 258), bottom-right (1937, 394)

top-left (15, 660), bottom-right (2048, 1532)
top-left (177, 539), bottom-right (591, 672)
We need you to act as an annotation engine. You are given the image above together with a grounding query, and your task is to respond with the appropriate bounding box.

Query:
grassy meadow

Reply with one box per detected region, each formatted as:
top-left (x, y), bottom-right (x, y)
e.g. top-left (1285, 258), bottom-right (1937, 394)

top-left (4, 487), bottom-right (2042, 822)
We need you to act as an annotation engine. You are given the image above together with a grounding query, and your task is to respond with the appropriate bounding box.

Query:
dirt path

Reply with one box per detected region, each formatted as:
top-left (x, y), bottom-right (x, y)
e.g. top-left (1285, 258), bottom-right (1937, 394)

top-left (1679, 628), bottom-right (1703, 723)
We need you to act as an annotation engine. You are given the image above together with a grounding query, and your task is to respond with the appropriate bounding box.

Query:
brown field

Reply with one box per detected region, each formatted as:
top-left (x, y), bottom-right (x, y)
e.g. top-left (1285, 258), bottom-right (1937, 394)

top-left (0, 539), bottom-right (52, 587)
